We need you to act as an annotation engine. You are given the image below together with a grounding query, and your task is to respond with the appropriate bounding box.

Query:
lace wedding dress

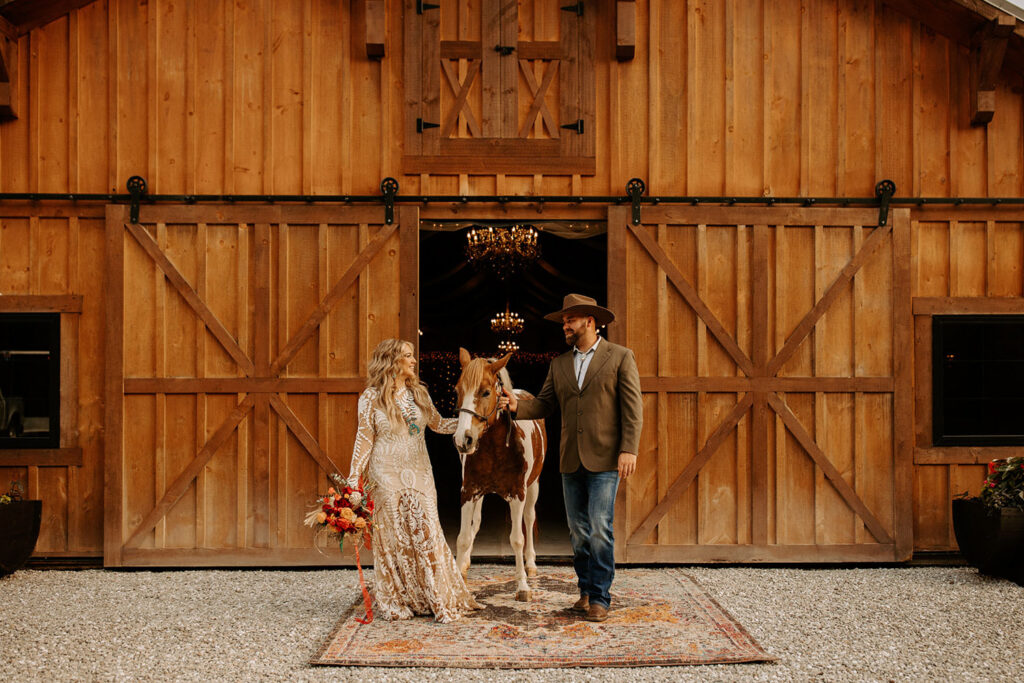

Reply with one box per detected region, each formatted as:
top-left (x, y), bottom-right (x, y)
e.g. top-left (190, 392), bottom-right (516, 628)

top-left (347, 386), bottom-right (481, 623)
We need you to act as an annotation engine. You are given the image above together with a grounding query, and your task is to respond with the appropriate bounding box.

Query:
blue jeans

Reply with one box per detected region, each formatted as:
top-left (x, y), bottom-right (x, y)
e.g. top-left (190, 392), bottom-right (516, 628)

top-left (561, 467), bottom-right (619, 609)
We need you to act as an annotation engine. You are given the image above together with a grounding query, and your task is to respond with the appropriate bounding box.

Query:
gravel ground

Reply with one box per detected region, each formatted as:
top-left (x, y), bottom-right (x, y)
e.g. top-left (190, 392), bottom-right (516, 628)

top-left (1, 565), bottom-right (1022, 682)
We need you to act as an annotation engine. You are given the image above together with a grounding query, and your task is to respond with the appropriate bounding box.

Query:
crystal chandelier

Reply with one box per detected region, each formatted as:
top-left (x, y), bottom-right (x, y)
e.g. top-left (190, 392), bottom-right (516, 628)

top-left (497, 339), bottom-right (519, 353)
top-left (465, 225), bottom-right (540, 280)
top-left (490, 302), bottom-right (525, 336)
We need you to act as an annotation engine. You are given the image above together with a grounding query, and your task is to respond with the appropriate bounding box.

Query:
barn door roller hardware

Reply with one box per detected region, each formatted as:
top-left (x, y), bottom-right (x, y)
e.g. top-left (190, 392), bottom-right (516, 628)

top-left (10, 177), bottom-right (1020, 211)
top-left (380, 177), bottom-right (399, 225)
top-left (875, 179), bottom-right (895, 227)
top-left (127, 175), bottom-right (147, 223)
top-left (626, 178), bottom-right (645, 225)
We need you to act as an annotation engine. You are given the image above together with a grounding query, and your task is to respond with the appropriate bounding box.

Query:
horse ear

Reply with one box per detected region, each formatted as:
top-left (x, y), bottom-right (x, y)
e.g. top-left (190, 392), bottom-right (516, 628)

top-left (458, 347), bottom-right (472, 367)
top-left (490, 352), bottom-right (512, 373)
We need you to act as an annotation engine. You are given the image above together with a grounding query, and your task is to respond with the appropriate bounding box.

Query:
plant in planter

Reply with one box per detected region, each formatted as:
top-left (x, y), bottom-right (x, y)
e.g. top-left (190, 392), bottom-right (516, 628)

top-left (0, 479), bottom-right (42, 577)
top-left (953, 457), bottom-right (1024, 586)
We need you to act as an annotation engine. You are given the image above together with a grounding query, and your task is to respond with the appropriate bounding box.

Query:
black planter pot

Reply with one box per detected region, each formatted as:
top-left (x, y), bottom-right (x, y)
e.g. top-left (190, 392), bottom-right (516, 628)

top-left (0, 500), bottom-right (42, 576)
top-left (952, 498), bottom-right (1024, 586)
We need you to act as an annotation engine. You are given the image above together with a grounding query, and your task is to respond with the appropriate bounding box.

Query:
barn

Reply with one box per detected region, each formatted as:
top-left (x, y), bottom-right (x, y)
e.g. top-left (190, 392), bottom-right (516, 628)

top-left (0, 0), bottom-right (1022, 568)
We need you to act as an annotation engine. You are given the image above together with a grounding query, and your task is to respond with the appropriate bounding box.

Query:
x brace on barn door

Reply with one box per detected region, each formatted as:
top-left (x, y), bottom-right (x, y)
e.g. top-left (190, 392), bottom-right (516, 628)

top-left (608, 205), bottom-right (913, 563)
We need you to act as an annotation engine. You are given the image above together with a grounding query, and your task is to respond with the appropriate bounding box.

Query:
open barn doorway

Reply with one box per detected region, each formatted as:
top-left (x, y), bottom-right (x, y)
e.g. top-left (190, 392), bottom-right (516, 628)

top-left (418, 220), bottom-right (607, 560)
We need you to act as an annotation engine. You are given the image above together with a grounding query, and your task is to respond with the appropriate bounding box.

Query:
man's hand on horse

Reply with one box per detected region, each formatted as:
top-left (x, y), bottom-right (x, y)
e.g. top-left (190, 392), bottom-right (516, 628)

top-left (618, 452), bottom-right (637, 479)
top-left (498, 386), bottom-right (518, 413)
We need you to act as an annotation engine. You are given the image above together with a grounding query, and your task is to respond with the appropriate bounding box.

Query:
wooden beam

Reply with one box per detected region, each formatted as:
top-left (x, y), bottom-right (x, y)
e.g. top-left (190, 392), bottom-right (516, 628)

top-left (912, 296), bottom-right (1024, 315)
top-left (915, 446), bottom-right (1024, 465)
top-left (627, 393), bottom-right (754, 546)
top-left (625, 543), bottom-right (897, 564)
top-left (0, 294), bottom-right (82, 313)
top-left (104, 205), bottom-right (127, 567)
top-left (767, 392), bottom-right (894, 545)
top-left (123, 395), bottom-right (255, 549)
top-left (120, 546), bottom-right (374, 567)
top-left (269, 222), bottom-right (397, 376)
top-left (638, 376), bottom-right (894, 393)
top-left (364, 0), bottom-right (385, 59)
top-left (616, 1), bottom-right (636, 61)
top-left (267, 393), bottom-right (343, 474)
top-left (767, 222), bottom-right (892, 377)
top-left (628, 222), bottom-right (756, 377)
top-left (0, 448), bottom-right (83, 467)
top-left (0, 1), bottom-right (96, 36)
top-left (123, 378), bottom-right (365, 394)
top-left (0, 34), bottom-right (14, 119)
top-left (0, 14), bottom-right (17, 42)
top-left (970, 15), bottom-right (1015, 125)
top-left (123, 221), bottom-right (256, 377)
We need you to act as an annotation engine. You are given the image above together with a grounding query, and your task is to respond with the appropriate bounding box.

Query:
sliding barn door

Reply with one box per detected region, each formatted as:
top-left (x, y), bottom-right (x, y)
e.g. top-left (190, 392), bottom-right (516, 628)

top-left (608, 206), bottom-right (912, 563)
top-left (104, 204), bottom-right (418, 566)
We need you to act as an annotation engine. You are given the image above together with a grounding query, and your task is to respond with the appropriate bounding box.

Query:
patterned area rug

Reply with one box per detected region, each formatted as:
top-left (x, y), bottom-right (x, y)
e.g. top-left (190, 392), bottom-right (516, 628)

top-left (311, 567), bottom-right (775, 668)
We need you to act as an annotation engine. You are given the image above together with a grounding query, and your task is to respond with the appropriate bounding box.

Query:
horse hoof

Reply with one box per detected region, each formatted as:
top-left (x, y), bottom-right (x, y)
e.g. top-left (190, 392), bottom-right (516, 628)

top-left (526, 567), bottom-right (537, 578)
top-left (515, 590), bottom-right (532, 602)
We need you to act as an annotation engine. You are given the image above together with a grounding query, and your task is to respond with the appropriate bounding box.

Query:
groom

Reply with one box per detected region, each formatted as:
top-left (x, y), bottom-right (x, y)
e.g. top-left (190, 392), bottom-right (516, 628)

top-left (498, 293), bottom-right (643, 622)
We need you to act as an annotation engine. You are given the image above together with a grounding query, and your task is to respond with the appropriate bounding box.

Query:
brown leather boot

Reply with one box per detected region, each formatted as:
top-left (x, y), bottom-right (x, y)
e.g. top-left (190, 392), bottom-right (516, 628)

top-left (570, 595), bottom-right (589, 613)
top-left (585, 603), bottom-right (609, 622)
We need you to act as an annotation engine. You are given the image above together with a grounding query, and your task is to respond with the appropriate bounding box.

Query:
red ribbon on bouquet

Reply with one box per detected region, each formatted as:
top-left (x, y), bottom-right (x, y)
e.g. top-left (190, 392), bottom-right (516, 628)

top-left (343, 537), bottom-right (374, 624)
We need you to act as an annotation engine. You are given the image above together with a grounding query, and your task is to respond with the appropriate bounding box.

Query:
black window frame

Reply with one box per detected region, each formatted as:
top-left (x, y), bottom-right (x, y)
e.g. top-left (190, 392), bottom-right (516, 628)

top-left (932, 314), bottom-right (1024, 447)
top-left (0, 312), bottom-right (61, 449)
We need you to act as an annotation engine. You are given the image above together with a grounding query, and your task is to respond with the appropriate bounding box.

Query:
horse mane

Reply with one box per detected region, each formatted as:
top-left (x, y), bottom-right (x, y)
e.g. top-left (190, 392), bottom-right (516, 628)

top-left (457, 356), bottom-right (514, 396)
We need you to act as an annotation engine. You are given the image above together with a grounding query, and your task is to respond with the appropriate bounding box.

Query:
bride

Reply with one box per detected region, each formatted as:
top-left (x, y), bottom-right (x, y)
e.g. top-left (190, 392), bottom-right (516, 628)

top-left (346, 338), bottom-right (481, 623)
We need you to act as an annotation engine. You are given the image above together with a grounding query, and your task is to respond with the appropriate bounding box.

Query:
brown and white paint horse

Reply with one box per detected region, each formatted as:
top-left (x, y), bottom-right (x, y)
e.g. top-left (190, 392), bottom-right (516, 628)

top-left (453, 348), bottom-right (546, 601)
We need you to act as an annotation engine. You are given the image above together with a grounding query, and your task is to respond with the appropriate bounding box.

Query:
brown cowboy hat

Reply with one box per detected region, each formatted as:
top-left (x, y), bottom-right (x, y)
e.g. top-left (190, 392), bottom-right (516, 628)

top-left (543, 293), bottom-right (615, 327)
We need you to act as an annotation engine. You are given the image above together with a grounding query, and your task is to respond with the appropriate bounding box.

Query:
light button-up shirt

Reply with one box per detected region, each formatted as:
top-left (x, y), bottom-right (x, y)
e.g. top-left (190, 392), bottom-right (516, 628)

top-left (573, 336), bottom-right (602, 389)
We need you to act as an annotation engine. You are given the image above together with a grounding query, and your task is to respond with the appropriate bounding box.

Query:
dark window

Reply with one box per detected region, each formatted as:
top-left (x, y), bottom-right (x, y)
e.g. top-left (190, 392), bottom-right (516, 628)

top-left (0, 313), bottom-right (60, 448)
top-left (932, 315), bottom-right (1024, 446)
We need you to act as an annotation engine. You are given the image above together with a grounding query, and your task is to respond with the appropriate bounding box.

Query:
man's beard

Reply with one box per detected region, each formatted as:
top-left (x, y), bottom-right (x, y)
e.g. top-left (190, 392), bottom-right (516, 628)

top-left (565, 329), bottom-right (581, 347)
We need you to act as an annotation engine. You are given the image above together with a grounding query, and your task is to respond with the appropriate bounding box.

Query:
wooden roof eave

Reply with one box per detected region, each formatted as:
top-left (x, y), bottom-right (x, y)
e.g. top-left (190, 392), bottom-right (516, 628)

top-left (0, 0), bottom-right (98, 39)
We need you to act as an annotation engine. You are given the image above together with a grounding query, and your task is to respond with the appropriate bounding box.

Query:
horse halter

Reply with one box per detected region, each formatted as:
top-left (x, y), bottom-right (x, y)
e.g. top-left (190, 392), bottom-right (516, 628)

top-left (458, 376), bottom-right (514, 447)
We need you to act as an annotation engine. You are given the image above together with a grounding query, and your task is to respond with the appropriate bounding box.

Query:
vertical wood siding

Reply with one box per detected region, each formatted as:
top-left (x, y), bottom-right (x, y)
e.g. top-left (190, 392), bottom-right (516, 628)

top-left (0, 1), bottom-right (1022, 560)
top-left (0, 0), bottom-right (1020, 197)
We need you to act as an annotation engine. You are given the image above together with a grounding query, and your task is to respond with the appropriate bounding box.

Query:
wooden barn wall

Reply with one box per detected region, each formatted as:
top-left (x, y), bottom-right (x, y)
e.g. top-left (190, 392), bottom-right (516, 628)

top-left (0, 0), bottom-right (1021, 198)
top-left (0, 207), bottom-right (107, 557)
top-left (0, 0), bottom-right (1022, 559)
top-left (910, 207), bottom-right (1024, 551)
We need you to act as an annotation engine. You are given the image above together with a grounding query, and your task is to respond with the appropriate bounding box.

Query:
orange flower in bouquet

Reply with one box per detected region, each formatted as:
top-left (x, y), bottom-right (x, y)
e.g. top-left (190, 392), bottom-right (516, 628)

top-left (304, 475), bottom-right (374, 551)
top-left (305, 474), bottom-right (376, 623)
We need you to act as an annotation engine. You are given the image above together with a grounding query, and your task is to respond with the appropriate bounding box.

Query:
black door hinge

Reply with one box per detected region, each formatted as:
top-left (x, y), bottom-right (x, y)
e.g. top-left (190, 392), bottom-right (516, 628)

top-left (561, 1), bottom-right (584, 16)
top-left (417, 118), bottom-right (440, 133)
top-left (560, 119), bottom-right (584, 134)
top-left (417, 1), bottom-right (439, 13)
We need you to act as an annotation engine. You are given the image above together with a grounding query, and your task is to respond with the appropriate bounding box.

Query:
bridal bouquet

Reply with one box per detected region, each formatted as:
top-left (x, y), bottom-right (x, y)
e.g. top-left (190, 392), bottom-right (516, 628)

top-left (305, 474), bottom-right (374, 550)
top-left (305, 474), bottom-right (375, 623)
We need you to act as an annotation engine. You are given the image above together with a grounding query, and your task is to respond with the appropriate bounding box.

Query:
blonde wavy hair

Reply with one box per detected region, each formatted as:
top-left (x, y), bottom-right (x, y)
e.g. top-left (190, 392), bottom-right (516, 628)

top-left (366, 338), bottom-right (432, 434)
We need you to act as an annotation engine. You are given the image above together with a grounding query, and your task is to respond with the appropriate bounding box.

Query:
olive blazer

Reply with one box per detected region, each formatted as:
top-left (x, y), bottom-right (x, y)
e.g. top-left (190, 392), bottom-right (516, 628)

top-left (514, 338), bottom-right (643, 473)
